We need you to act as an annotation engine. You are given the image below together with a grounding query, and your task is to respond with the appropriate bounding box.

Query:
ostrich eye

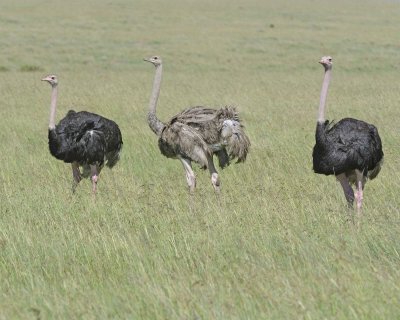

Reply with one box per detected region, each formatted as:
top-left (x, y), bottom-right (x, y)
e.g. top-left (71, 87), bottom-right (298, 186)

top-left (51, 76), bottom-right (55, 80)
top-left (328, 58), bottom-right (332, 62)
top-left (154, 57), bottom-right (158, 60)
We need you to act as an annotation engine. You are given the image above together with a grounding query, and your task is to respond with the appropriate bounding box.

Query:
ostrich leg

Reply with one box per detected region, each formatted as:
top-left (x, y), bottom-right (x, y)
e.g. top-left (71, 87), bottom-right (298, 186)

top-left (90, 164), bottom-right (99, 194)
top-left (354, 170), bottom-right (365, 214)
top-left (336, 173), bottom-right (354, 207)
top-left (179, 157), bottom-right (196, 193)
top-left (71, 162), bottom-right (82, 192)
top-left (207, 157), bottom-right (220, 193)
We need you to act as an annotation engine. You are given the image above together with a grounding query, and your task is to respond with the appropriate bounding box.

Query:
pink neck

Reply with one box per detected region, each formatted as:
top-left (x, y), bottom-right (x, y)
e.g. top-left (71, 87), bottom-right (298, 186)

top-left (49, 85), bottom-right (58, 129)
top-left (318, 68), bottom-right (331, 123)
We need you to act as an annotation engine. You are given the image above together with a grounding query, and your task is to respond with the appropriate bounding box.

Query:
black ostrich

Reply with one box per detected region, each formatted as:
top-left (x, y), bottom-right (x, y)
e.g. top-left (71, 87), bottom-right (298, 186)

top-left (42, 75), bottom-right (123, 193)
top-left (312, 56), bottom-right (383, 212)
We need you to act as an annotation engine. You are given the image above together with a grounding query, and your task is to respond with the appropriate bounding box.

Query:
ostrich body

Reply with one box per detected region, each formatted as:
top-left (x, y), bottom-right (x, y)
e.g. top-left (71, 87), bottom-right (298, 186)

top-left (144, 56), bottom-right (250, 192)
top-left (312, 57), bottom-right (383, 212)
top-left (168, 105), bottom-right (250, 168)
top-left (42, 75), bottom-right (123, 193)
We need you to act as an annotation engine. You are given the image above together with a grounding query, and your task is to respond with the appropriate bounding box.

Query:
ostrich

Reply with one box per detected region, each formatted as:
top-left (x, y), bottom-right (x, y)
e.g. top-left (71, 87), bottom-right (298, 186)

top-left (312, 56), bottom-right (383, 213)
top-left (144, 55), bottom-right (250, 192)
top-left (168, 105), bottom-right (250, 169)
top-left (42, 74), bottom-right (123, 193)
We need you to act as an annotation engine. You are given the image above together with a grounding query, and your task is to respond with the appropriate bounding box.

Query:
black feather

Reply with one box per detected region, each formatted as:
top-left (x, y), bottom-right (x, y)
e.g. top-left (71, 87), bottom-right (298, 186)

top-left (313, 117), bottom-right (383, 178)
top-left (48, 110), bottom-right (122, 167)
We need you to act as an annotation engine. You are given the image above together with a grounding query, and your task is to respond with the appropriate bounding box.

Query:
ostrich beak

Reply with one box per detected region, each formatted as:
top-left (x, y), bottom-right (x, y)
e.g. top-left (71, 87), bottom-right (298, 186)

top-left (143, 58), bottom-right (150, 62)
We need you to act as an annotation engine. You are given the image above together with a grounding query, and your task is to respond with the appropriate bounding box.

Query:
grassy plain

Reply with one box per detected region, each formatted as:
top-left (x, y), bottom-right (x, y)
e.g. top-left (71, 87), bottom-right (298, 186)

top-left (1, 0), bottom-right (400, 318)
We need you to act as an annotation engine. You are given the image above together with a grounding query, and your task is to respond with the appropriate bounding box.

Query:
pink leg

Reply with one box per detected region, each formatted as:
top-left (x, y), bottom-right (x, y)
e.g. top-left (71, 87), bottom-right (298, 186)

top-left (90, 165), bottom-right (99, 194)
top-left (355, 181), bottom-right (363, 213)
top-left (355, 170), bottom-right (365, 215)
top-left (72, 162), bottom-right (82, 192)
top-left (336, 173), bottom-right (354, 207)
top-left (179, 157), bottom-right (196, 193)
top-left (207, 156), bottom-right (220, 193)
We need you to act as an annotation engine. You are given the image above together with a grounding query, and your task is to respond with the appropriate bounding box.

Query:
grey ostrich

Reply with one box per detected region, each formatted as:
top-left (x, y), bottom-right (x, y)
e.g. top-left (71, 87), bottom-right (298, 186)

top-left (42, 75), bottom-right (123, 193)
top-left (169, 105), bottom-right (250, 169)
top-left (312, 57), bottom-right (383, 213)
top-left (144, 56), bottom-right (250, 192)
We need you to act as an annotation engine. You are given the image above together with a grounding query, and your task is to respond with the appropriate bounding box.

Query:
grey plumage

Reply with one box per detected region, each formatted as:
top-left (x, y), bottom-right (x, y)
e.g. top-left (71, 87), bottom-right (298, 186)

top-left (158, 121), bottom-right (211, 169)
top-left (168, 105), bottom-right (250, 168)
top-left (144, 56), bottom-right (250, 192)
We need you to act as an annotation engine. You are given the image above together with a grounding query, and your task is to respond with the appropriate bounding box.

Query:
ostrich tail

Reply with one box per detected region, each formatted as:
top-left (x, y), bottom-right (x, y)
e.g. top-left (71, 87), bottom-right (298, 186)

top-left (105, 145), bottom-right (122, 168)
top-left (79, 130), bottom-right (107, 166)
top-left (217, 106), bottom-right (240, 122)
top-left (216, 106), bottom-right (250, 163)
top-left (147, 113), bottom-right (166, 136)
top-left (221, 119), bottom-right (251, 163)
top-left (227, 130), bottom-right (251, 163)
top-left (368, 158), bottom-right (383, 180)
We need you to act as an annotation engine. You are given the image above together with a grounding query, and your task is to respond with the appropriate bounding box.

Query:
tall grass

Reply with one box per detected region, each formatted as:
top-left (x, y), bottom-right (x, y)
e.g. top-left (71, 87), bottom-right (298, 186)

top-left (1, 0), bottom-right (400, 318)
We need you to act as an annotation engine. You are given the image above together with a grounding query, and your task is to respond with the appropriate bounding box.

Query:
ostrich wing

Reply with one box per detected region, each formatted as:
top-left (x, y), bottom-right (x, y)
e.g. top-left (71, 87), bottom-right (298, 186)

top-left (170, 106), bottom-right (245, 144)
top-left (66, 111), bottom-right (122, 153)
top-left (172, 106), bottom-right (218, 124)
top-left (159, 121), bottom-right (212, 169)
top-left (172, 106), bottom-right (240, 130)
top-left (167, 106), bottom-right (221, 145)
top-left (328, 119), bottom-right (383, 168)
top-left (51, 111), bottom-right (122, 166)
top-left (313, 118), bottom-right (383, 176)
top-left (75, 111), bottom-right (123, 167)
top-left (171, 106), bottom-right (250, 164)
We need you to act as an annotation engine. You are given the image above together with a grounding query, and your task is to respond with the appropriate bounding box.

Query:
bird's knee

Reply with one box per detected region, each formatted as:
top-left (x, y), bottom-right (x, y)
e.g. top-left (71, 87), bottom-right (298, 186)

top-left (186, 173), bottom-right (196, 190)
top-left (91, 175), bottom-right (98, 184)
top-left (211, 173), bottom-right (220, 192)
top-left (355, 190), bottom-right (363, 202)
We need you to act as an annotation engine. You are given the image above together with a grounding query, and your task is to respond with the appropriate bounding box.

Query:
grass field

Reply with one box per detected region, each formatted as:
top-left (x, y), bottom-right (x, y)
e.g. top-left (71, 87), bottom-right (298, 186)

top-left (1, 0), bottom-right (400, 318)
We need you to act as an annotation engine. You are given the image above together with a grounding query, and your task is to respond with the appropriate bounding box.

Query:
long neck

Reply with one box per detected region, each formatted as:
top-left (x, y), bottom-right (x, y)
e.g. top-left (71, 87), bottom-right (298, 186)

top-left (49, 85), bottom-right (58, 130)
top-left (147, 64), bottom-right (165, 136)
top-left (317, 67), bottom-right (331, 123)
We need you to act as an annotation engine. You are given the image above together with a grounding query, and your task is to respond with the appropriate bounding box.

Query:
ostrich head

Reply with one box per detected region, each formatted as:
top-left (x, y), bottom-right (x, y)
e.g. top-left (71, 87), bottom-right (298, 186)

top-left (144, 56), bottom-right (162, 67)
top-left (319, 56), bottom-right (332, 70)
top-left (42, 74), bottom-right (58, 87)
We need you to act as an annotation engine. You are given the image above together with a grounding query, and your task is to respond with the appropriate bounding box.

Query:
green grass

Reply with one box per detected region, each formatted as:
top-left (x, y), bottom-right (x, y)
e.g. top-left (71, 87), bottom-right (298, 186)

top-left (1, 0), bottom-right (400, 318)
